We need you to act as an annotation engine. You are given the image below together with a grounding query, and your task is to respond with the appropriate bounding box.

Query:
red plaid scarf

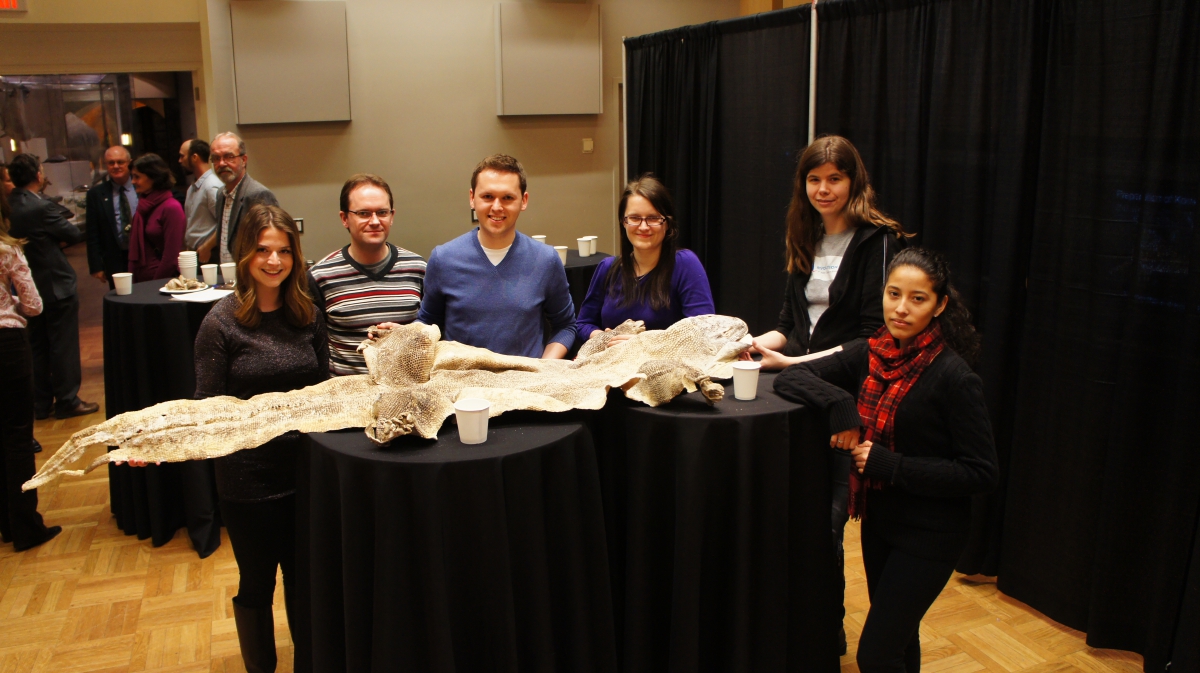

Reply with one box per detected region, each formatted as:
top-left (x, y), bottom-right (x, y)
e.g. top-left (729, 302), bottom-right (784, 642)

top-left (849, 322), bottom-right (946, 519)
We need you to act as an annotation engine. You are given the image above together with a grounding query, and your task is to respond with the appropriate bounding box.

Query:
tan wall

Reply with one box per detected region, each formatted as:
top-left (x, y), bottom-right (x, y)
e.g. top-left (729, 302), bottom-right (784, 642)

top-left (197, 0), bottom-right (740, 261)
top-left (3, 0), bottom-right (740, 260)
top-left (0, 0), bottom-right (199, 24)
top-left (0, 23), bottom-right (202, 74)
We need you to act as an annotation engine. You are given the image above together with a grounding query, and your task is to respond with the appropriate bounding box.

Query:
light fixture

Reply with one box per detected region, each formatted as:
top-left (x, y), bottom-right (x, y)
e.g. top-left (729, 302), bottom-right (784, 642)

top-left (8, 138), bottom-right (15, 152)
top-left (120, 133), bottom-right (132, 146)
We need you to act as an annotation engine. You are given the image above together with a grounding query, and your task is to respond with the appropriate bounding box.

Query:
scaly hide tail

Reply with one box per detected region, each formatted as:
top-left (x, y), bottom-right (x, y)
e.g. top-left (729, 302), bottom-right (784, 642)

top-left (23, 376), bottom-right (378, 491)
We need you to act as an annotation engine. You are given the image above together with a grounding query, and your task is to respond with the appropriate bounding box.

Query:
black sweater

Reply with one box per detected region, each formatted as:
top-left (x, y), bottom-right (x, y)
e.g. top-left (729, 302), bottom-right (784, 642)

top-left (774, 339), bottom-right (998, 562)
top-left (776, 224), bottom-right (899, 356)
top-left (194, 296), bottom-right (329, 502)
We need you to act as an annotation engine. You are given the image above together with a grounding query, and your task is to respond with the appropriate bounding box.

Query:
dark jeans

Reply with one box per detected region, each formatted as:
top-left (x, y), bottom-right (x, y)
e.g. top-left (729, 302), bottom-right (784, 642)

top-left (857, 520), bottom-right (957, 673)
top-left (26, 293), bottom-right (82, 415)
top-left (220, 495), bottom-right (296, 609)
top-left (0, 328), bottom-right (50, 547)
top-left (831, 448), bottom-right (852, 619)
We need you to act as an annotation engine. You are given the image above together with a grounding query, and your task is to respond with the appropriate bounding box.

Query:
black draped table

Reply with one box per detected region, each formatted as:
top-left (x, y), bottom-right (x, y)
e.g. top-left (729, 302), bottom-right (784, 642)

top-left (563, 249), bottom-right (610, 311)
top-left (103, 279), bottom-right (223, 556)
top-left (589, 371), bottom-right (841, 673)
top-left (295, 422), bottom-right (617, 673)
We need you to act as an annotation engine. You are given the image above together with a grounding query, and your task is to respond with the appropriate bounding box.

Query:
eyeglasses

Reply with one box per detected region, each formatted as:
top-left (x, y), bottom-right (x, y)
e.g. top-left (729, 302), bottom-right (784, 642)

top-left (622, 215), bottom-right (667, 227)
top-left (211, 153), bottom-right (245, 164)
top-left (347, 209), bottom-right (395, 221)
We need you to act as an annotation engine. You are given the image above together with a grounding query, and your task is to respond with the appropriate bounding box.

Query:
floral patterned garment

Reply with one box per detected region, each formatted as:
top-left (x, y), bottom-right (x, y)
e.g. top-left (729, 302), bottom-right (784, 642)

top-left (0, 242), bottom-right (43, 329)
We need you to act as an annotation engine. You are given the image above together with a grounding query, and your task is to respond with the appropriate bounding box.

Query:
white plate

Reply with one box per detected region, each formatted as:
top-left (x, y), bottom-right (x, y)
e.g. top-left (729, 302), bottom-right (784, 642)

top-left (159, 283), bottom-right (210, 294)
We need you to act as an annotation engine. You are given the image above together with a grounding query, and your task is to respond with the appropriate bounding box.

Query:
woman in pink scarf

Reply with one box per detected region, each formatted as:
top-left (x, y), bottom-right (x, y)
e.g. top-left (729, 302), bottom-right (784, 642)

top-left (127, 153), bottom-right (185, 283)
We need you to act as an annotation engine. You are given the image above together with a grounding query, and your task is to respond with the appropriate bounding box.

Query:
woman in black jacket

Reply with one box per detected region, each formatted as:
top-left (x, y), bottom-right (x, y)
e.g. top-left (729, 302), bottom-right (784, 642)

top-left (745, 135), bottom-right (908, 369)
top-left (743, 135), bottom-right (909, 652)
top-left (775, 248), bottom-right (997, 673)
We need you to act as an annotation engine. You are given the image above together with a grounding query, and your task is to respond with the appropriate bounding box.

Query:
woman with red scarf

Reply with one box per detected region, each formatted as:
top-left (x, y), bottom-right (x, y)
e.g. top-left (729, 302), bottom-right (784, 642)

top-left (127, 153), bottom-right (185, 283)
top-left (774, 248), bottom-right (997, 673)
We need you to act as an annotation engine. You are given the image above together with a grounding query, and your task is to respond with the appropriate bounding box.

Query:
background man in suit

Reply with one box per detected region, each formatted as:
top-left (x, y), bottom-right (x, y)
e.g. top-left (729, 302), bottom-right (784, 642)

top-left (6, 154), bottom-right (99, 420)
top-left (199, 132), bottom-right (278, 264)
top-left (85, 146), bottom-right (136, 288)
top-left (178, 139), bottom-right (223, 252)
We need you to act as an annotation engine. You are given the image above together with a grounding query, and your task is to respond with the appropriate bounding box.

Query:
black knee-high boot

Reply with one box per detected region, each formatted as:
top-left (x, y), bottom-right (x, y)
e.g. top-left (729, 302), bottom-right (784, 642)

top-left (233, 597), bottom-right (277, 673)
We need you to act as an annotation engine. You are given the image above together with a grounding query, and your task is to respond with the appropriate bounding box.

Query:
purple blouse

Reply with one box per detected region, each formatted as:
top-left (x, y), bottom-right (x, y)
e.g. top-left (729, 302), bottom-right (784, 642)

top-left (576, 249), bottom-right (715, 340)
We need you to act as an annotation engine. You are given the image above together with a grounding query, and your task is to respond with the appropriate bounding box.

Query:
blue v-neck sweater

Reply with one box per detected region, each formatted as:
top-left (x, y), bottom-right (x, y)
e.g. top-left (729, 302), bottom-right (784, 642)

top-left (417, 229), bottom-right (577, 357)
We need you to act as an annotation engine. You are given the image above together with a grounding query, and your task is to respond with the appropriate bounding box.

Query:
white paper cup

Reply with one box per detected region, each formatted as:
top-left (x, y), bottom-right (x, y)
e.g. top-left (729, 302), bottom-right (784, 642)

top-left (532, 235), bottom-right (547, 245)
top-left (200, 264), bottom-right (218, 286)
top-left (112, 272), bottom-right (133, 296)
top-left (220, 262), bottom-right (237, 286)
top-left (179, 265), bottom-right (197, 280)
top-left (577, 238), bottom-right (590, 257)
top-left (453, 397), bottom-right (491, 444)
top-left (731, 361), bottom-right (762, 401)
top-left (554, 245), bottom-right (568, 264)
top-left (587, 236), bottom-right (597, 256)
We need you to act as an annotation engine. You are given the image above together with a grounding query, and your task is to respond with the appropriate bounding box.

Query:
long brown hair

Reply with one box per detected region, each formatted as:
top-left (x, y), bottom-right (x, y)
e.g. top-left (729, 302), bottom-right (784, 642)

top-left (232, 204), bottom-right (314, 329)
top-left (784, 135), bottom-right (908, 274)
top-left (606, 174), bottom-right (679, 311)
top-left (0, 166), bottom-right (24, 249)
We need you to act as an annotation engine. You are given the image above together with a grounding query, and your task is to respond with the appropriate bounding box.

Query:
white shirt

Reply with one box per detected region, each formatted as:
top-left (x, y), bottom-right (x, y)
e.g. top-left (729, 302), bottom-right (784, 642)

top-left (805, 228), bottom-right (855, 334)
top-left (482, 243), bottom-right (511, 266)
top-left (219, 177), bottom-right (244, 264)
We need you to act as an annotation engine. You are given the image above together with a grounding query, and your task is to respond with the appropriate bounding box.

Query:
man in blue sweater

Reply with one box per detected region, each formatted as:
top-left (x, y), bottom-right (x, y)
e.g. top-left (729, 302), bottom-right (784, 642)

top-left (417, 154), bottom-right (576, 358)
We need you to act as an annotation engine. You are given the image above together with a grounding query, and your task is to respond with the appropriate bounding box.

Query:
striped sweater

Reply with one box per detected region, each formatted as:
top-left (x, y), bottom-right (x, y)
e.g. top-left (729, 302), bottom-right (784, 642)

top-left (308, 243), bottom-right (426, 376)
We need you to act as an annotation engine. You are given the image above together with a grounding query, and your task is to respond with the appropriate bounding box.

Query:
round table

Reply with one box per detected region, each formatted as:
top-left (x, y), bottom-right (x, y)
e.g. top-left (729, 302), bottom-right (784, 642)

top-left (589, 371), bottom-right (841, 673)
top-left (103, 279), bottom-right (224, 555)
top-left (563, 249), bottom-right (610, 312)
top-left (295, 421), bottom-right (617, 673)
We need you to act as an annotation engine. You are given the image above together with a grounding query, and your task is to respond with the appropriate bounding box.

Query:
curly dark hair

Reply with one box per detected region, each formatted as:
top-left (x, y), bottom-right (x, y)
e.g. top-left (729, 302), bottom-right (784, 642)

top-left (886, 247), bottom-right (981, 367)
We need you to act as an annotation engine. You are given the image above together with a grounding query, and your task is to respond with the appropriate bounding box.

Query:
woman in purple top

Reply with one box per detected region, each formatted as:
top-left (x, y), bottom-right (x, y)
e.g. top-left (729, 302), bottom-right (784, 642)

top-left (577, 174), bottom-right (714, 348)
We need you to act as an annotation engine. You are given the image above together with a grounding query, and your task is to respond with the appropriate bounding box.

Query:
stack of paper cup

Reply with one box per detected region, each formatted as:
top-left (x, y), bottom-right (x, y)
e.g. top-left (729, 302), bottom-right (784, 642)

top-left (554, 246), bottom-right (568, 264)
top-left (532, 235), bottom-right (547, 245)
top-left (577, 237), bottom-right (590, 257)
top-left (454, 398), bottom-right (491, 444)
top-left (220, 262), bottom-right (237, 286)
top-left (584, 236), bottom-right (598, 255)
top-left (178, 251), bottom-right (198, 280)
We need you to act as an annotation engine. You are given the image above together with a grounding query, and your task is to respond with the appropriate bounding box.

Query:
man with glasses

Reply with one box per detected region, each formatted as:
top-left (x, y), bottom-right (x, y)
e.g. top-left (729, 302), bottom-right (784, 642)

top-left (417, 154), bottom-right (576, 358)
top-left (85, 145), bottom-right (135, 288)
top-left (200, 132), bottom-right (278, 264)
top-left (308, 174), bottom-right (426, 376)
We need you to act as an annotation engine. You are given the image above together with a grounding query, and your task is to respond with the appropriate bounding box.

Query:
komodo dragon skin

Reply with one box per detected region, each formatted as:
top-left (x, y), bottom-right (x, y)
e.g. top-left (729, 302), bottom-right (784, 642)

top-left (25, 315), bottom-right (751, 491)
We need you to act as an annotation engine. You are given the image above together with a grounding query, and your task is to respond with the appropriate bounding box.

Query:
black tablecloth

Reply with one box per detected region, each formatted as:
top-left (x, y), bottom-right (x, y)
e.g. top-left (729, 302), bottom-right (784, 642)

top-left (564, 249), bottom-right (610, 312)
top-left (296, 422), bottom-right (617, 673)
top-left (103, 279), bottom-right (222, 555)
top-left (589, 371), bottom-right (841, 673)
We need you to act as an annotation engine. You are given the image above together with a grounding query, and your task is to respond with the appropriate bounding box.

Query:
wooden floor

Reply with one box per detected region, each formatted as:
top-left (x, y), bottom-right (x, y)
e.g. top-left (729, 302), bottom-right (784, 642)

top-left (1, 244), bottom-right (1145, 672)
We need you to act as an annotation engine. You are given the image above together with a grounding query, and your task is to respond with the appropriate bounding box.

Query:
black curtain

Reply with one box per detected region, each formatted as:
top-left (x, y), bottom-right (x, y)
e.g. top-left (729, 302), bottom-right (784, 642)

top-left (998, 2), bottom-right (1200, 670)
top-left (814, 0), bottom-right (1051, 576)
top-left (714, 8), bottom-right (811, 334)
top-left (625, 1), bottom-right (1200, 667)
top-left (625, 10), bottom-right (813, 333)
top-left (625, 23), bottom-right (720, 286)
